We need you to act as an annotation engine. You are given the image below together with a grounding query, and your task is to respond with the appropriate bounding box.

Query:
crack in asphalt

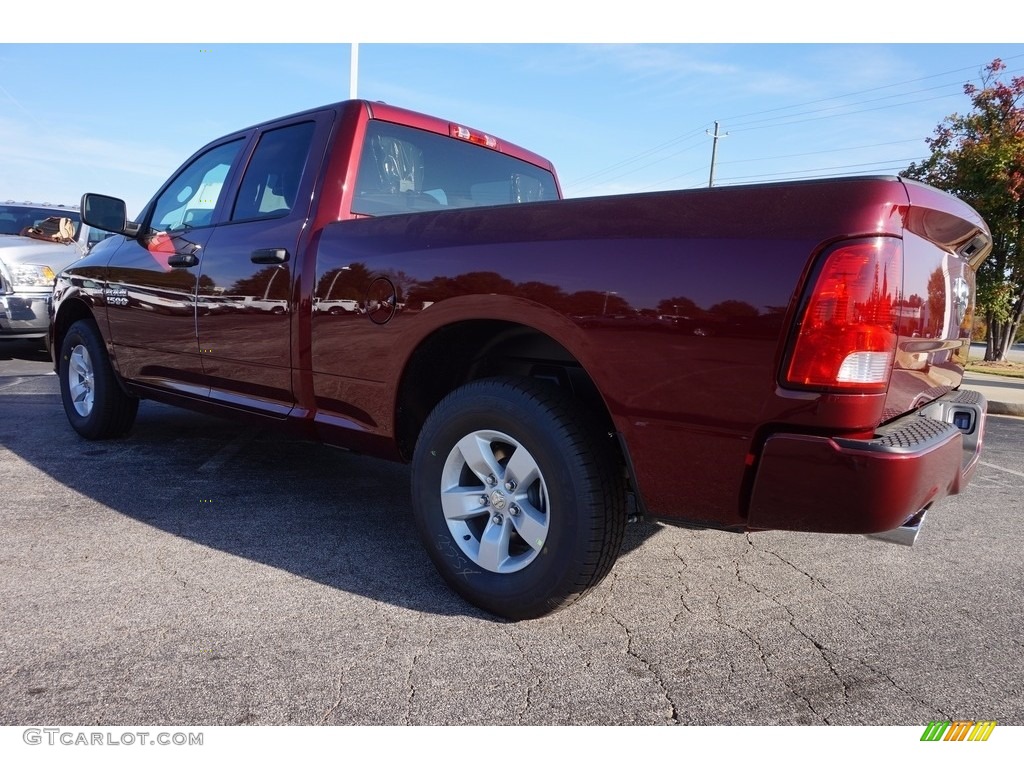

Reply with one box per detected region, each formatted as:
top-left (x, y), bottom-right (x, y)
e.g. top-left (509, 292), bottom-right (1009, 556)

top-left (319, 673), bottom-right (346, 725)
top-left (593, 573), bottom-right (679, 729)
top-left (670, 544), bottom-right (697, 620)
top-left (707, 586), bottom-right (829, 722)
top-left (404, 623), bottom-right (434, 725)
top-left (504, 627), bottom-right (538, 725)
top-left (601, 575), bottom-right (680, 725)
top-left (731, 547), bottom-right (830, 723)
top-left (735, 535), bottom-right (953, 723)
top-left (857, 660), bottom-right (952, 721)
top-left (150, 551), bottom-right (212, 597)
top-left (712, 590), bottom-right (771, 677)
top-left (747, 536), bottom-right (878, 639)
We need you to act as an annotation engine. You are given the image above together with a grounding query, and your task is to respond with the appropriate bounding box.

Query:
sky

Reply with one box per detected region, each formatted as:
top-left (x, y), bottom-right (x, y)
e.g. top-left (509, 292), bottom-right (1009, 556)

top-left (3, 4), bottom-right (1024, 216)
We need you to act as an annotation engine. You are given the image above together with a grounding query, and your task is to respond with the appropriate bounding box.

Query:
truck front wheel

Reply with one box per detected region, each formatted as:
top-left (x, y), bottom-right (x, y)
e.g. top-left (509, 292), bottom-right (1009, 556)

top-left (59, 319), bottom-right (138, 439)
top-left (411, 377), bottom-right (626, 620)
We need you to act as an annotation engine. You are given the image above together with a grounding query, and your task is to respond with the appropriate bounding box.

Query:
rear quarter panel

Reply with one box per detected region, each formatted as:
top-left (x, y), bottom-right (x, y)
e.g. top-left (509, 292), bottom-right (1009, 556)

top-left (309, 178), bottom-right (913, 525)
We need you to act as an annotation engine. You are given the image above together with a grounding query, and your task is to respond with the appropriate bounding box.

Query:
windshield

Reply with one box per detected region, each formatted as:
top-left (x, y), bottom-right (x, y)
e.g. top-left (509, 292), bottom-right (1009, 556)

top-left (0, 204), bottom-right (82, 237)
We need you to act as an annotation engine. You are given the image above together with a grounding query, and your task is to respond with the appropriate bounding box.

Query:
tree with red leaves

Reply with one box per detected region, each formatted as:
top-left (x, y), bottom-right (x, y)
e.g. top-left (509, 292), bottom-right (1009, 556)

top-left (904, 59), bottom-right (1024, 361)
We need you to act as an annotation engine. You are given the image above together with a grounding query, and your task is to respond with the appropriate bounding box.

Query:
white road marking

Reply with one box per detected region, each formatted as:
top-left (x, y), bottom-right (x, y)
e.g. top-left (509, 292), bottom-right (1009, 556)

top-left (198, 427), bottom-right (261, 473)
top-left (979, 461), bottom-right (1024, 480)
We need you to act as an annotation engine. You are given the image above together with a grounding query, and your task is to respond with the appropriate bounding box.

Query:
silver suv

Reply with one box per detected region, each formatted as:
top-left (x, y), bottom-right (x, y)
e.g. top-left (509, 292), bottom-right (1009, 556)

top-left (0, 200), bottom-right (114, 342)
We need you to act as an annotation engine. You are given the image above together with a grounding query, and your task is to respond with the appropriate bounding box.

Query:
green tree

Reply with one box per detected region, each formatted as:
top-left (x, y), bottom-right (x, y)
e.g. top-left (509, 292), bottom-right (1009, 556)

top-left (903, 59), bottom-right (1024, 361)
top-left (656, 296), bottom-right (702, 318)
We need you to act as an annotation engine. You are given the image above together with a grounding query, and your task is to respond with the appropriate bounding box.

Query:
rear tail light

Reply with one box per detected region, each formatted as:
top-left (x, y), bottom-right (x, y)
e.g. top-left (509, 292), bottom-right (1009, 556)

top-left (784, 237), bottom-right (903, 393)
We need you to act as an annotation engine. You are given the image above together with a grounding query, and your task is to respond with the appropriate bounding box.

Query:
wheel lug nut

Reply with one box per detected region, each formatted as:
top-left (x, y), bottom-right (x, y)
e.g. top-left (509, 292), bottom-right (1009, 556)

top-left (486, 475), bottom-right (497, 486)
top-left (504, 480), bottom-right (517, 492)
top-left (491, 514), bottom-right (503, 526)
top-left (479, 495), bottom-right (489, 506)
top-left (509, 504), bottom-right (521, 516)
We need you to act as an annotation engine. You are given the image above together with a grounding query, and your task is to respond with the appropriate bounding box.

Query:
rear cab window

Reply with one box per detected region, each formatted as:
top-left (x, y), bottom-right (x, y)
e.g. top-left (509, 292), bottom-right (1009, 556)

top-left (352, 121), bottom-right (558, 217)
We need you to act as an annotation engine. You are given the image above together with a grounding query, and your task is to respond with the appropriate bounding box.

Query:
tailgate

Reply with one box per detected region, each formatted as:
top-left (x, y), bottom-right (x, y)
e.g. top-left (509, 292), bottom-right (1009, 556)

top-left (882, 179), bottom-right (992, 422)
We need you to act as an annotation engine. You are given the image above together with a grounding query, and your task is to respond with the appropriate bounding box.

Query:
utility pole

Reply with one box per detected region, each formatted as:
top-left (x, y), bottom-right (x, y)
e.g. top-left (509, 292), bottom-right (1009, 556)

top-left (602, 290), bottom-right (618, 315)
top-left (707, 121), bottom-right (728, 188)
top-left (350, 43), bottom-right (359, 99)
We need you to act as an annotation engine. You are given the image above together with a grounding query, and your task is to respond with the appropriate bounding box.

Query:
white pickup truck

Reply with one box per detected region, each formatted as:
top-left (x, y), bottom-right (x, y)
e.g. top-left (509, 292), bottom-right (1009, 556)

top-left (0, 200), bottom-right (112, 343)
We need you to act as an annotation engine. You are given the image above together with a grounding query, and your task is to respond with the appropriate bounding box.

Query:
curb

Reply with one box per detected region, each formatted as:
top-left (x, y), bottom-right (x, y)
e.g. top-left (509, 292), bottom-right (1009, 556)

top-left (988, 401), bottom-right (1024, 418)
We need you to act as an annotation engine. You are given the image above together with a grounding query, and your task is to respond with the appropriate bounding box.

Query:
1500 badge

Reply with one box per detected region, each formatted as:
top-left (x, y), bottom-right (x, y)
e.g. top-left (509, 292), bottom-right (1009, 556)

top-left (103, 287), bottom-right (128, 306)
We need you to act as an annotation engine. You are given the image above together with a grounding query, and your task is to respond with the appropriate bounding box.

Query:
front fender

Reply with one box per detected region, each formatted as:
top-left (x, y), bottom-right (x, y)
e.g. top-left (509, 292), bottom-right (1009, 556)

top-left (50, 272), bottom-right (109, 372)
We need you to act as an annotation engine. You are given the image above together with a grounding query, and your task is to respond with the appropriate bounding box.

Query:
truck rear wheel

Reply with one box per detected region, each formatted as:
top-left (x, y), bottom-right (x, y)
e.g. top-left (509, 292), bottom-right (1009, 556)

top-left (411, 376), bottom-right (626, 620)
top-left (59, 319), bottom-right (138, 439)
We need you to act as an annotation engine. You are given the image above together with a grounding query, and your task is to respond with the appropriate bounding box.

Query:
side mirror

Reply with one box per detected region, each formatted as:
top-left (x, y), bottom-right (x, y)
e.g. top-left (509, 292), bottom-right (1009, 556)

top-left (81, 193), bottom-right (139, 237)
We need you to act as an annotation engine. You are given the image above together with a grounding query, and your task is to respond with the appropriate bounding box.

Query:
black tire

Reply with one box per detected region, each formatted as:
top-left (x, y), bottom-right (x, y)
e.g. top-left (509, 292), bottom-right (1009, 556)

top-left (58, 319), bottom-right (138, 440)
top-left (411, 376), bottom-right (626, 620)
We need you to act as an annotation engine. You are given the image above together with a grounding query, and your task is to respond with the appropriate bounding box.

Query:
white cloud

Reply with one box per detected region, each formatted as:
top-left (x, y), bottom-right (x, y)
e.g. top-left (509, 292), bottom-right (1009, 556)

top-left (0, 117), bottom-right (181, 213)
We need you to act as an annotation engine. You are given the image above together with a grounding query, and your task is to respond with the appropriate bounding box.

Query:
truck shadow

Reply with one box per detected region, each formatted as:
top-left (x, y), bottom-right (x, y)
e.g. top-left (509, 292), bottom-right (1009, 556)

top-left (0, 340), bottom-right (51, 363)
top-left (0, 392), bottom-right (661, 621)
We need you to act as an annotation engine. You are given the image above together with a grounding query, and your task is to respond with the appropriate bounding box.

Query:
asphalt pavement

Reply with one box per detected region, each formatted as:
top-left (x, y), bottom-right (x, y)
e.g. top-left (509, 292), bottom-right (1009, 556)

top-left (1, 339), bottom-right (1022, 728)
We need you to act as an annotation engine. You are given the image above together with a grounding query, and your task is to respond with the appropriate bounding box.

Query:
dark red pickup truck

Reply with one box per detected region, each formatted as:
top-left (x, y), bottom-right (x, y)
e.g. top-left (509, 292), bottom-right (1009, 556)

top-left (51, 99), bottom-right (991, 619)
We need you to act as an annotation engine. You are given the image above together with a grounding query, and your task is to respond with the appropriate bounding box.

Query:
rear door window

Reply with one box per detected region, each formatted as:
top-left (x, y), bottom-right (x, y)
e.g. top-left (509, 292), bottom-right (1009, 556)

top-left (231, 121), bottom-right (316, 222)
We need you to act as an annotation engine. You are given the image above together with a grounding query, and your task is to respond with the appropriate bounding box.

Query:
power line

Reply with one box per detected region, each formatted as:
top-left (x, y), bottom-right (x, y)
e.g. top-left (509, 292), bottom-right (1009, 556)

top-left (562, 55), bottom-right (1024, 192)
top-left (636, 155), bottom-right (928, 193)
top-left (573, 91), bottom-right (978, 195)
top-left (707, 167), bottom-right (923, 186)
top-left (725, 78), bottom-right (970, 131)
top-left (729, 92), bottom-right (989, 134)
top-left (713, 138), bottom-right (925, 166)
top-left (719, 55), bottom-right (1024, 123)
top-left (564, 134), bottom-right (711, 194)
top-left (568, 125), bottom-right (710, 186)
top-left (574, 137), bottom-right (929, 195)
top-left (719, 63), bottom-right (1023, 134)
top-left (711, 157), bottom-right (926, 183)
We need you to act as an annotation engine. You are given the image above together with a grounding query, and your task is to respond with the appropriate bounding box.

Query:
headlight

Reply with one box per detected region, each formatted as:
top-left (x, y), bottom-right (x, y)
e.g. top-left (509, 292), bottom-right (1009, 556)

top-left (9, 264), bottom-right (57, 288)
